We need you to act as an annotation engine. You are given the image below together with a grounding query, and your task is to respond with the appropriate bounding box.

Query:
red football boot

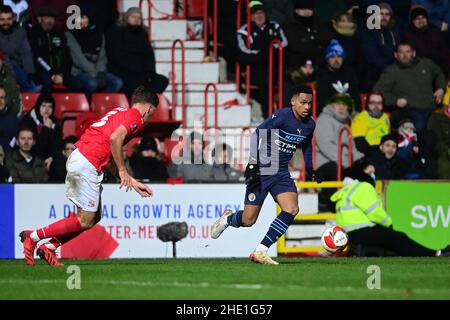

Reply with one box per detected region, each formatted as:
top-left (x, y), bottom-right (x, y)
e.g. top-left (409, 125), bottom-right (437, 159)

top-left (19, 230), bottom-right (37, 266)
top-left (36, 245), bottom-right (64, 266)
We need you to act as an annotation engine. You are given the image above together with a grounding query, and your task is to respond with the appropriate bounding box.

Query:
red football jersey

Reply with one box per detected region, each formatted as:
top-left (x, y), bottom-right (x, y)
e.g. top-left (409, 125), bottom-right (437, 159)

top-left (75, 107), bottom-right (144, 171)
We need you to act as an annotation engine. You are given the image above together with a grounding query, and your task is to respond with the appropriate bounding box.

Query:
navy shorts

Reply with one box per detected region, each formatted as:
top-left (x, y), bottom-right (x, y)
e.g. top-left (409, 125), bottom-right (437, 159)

top-left (244, 170), bottom-right (297, 205)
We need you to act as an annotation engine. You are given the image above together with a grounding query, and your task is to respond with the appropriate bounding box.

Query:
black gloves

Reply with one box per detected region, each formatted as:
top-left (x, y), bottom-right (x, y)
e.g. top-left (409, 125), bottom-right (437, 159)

top-left (244, 162), bottom-right (261, 192)
top-left (306, 168), bottom-right (323, 183)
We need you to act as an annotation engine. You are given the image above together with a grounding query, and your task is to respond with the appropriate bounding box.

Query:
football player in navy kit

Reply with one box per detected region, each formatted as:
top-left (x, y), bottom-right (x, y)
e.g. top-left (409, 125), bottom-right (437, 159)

top-left (211, 85), bottom-right (321, 265)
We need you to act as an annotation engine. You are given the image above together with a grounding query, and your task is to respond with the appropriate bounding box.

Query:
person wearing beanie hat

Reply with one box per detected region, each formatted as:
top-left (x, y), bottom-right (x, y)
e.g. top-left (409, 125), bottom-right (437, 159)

top-left (293, 0), bottom-right (315, 10)
top-left (364, 132), bottom-right (412, 179)
top-left (316, 39), bottom-right (361, 114)
top-left (324, 39), bottom-right (346, 60)
top-left (283, 0), bottom-right (333, 69)
top-left (402, 6), bottom-right (450, 71)
top-left (65, 6), bottom-right (123, 98)
top-left (249, 0), bottom-right (265, 14)
top-left (106, 7), bottom-right (168, 97)
top-left (236, 0), bottom-right (288, 118)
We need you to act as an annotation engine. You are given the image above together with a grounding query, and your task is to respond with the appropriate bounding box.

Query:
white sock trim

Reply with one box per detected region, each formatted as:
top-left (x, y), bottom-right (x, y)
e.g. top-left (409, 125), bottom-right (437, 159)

top-left (255, 244), bottom-right (269, 253)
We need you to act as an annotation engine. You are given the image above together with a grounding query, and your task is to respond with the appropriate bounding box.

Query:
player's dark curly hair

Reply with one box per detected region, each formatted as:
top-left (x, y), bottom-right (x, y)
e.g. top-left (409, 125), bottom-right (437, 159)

top-left (132, 85), bottom-right (159, 107)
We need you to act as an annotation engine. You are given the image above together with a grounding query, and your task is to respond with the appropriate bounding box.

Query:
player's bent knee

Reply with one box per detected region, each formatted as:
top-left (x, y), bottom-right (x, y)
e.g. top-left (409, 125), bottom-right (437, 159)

top-left (242, 216), bottom-right (257, 227)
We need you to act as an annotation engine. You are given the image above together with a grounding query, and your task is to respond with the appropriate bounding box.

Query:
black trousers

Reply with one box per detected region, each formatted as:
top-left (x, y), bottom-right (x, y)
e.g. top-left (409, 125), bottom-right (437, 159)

top-left (348, 225), bottom-right (436, 257)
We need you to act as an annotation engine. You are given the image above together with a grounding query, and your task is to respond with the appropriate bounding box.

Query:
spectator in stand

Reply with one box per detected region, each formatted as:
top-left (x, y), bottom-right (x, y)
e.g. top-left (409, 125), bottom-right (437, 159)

top-left (0, 5), bottom-right (41, 92)
top-left (0, 51), bottom-right (21, 116)
top-left (3, 0), bottom-right (29, 27)
top-left (360, 2), bottom-right (400, 92)
top-left (265, 0), bottom-right (294, 25)
top-left (314, 0), bottom-right (349, 23)
top-left (364, 134), bottom-right (409, 179)
top-left (351, 92), bottom-right (391, 156)
top-left (48, 135), bottom-right (78, 182)
top-left (4, 128), bottom-right (48, 182)
top-left (28, 6), bottom-right (75, 94)
top-left (374, 41), bottom-right (446, 133)
top-left (210, 143), bottom-right (242, 182)
top-left (396, 119), bottom-right (434, 178)
top-left (0, 84), bottom-right (19, 151)
top-left (78, 0), bottom-right (119, 33)
top-left (316, 39), bottom-right (361, 114)
top-left (316, 93), bottom-right (363, 181)
top-left (283, 0), bottom-right (333, 69)
top-left (411, 0), bottom-right (450, 33)
top-left (236, 1), bottom-right (288, 118)
top-left (427, 103), bottom-right (450, 179)
top-left (0, 145), bottom-right (10, 181)
top-left (168, 131), bottom-right (212, 182)
top-left (29, 0), bottom-right (79, 32)
top-left (403, 6), bottom-right (450, 72)
top-left (65, 11), bottom-right (123, 99)
top-left (315, 94), bottom-right (363, 210)
top-left (106, 7), bottom-right (168, 98)
top-left (284, 57), bottom-right (315, 107)
top-left (129, 136), bottom-right (169, 182)
top-left (330, 11), bottom-right (363, 72)
top-left (19, 94), bottom-right (63, 172)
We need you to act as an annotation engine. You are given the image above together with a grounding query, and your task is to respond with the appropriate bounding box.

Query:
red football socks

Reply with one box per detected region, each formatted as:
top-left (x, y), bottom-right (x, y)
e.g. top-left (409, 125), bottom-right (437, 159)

top-left (35, 216), bottom-right (83, 240)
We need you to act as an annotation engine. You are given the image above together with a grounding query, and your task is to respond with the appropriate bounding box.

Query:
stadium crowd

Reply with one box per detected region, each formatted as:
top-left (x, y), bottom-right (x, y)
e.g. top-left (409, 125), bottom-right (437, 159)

top-left (0, 0), bottom-right (449, 184)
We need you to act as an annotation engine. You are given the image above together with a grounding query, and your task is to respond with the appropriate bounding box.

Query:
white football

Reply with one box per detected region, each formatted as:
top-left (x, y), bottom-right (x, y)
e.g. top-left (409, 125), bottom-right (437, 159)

top-left (321, 226), bottom-right (349, 253)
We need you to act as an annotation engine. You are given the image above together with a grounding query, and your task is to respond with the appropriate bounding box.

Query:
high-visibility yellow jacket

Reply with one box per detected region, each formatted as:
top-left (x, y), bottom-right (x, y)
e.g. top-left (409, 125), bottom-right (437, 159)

top-left (330, 179), bottom-right (392, 232)
top-left (351, 111), bottom-right (390, 146)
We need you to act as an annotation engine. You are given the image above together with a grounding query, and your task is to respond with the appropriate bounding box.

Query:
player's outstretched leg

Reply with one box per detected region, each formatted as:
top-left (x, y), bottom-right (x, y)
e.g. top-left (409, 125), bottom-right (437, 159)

top-left (211, 209), bottom-right (238, 239)
top-left (19, 230), bottom-right (37, 266)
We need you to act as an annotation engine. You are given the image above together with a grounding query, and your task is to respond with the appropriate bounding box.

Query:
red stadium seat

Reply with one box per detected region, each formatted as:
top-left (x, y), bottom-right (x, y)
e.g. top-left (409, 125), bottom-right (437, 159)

top-left (151, 93), bottom-right (171, 122)
top-left (21, 92), bottom-right (40, 113)
top-left (60, 111), bottom-right (82, 138)
top-left (52, 93), bottom-right (90, 118)
top-left (91, 93), bottom-right (129, 117)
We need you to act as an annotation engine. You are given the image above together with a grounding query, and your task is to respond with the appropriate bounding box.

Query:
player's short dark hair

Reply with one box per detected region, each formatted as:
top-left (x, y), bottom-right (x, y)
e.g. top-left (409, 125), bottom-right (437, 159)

top-left (132, 85), bottom-right (159, 107)
top-left (0, 5), bottom-right (13, 15)
top-left (292, 84), bottom-right (313, 97)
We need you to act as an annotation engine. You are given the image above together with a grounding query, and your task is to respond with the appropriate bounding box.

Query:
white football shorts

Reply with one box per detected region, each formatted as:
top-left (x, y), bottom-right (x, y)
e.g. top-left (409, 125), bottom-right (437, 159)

top-left (65, 148), bottom-right (104, 212)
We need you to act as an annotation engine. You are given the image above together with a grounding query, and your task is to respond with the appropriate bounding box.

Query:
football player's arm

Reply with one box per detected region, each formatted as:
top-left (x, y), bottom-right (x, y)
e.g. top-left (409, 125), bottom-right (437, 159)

top-left (110, 125), bottom-right (153, 197)
top-left (110, 125), bottom-right (128, 174)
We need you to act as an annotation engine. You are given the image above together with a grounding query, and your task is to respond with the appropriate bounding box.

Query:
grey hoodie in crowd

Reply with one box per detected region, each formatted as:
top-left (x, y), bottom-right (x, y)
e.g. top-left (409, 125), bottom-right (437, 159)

top-left (316, 104), bottom-right (363, 168)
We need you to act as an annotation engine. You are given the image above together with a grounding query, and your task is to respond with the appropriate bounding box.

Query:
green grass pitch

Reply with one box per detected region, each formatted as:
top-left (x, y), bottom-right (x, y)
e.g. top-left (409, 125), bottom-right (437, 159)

top-left (0, 258), bottom-right (449, 299)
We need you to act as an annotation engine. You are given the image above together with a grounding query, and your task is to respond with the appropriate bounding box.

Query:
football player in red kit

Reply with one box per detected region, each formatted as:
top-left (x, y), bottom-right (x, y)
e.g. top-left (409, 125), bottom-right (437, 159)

top-left (19, 86), bottom-right (159, 266)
